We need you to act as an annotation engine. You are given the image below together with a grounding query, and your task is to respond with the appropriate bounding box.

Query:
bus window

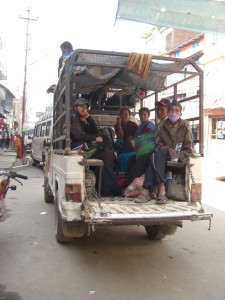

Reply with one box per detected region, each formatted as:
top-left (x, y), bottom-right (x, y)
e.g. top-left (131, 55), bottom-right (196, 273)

top-left (35, 124), bottom-right (41, 137)
top-left (45, 120), bottom-right (52, 136)
top-left (34, 126), bottom-right (37, 137)
top-left (40, 122), bottom-right (46, 137)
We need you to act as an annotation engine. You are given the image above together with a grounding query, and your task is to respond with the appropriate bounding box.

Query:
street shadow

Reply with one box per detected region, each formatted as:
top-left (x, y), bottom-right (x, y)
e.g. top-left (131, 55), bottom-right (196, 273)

top-left (61, 225), bottom-right (168, 256)
top-left (0, 284), bottom-right (23, 300)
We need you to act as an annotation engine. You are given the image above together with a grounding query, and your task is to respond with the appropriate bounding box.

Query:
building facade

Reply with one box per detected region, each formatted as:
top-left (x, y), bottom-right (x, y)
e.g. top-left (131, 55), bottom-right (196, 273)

top-left (144, 28), bottom-right (225, 158)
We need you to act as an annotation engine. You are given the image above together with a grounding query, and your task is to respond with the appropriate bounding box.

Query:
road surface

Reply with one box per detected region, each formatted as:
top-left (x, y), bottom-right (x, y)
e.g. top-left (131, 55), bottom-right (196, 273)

top-left (0, 164), bottom-right (225, 300)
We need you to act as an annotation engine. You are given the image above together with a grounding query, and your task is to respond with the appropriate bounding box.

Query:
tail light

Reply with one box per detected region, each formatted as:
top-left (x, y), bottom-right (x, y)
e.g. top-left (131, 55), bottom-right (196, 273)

top-left (65, 184), bottom-right (82, 202)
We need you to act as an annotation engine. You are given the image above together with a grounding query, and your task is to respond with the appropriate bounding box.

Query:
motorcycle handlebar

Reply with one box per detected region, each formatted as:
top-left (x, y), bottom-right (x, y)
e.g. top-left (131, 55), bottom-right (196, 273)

top-left (0, 171), bottom-right (28, 180)
top-left (14, 173), bottom-right (28, 180)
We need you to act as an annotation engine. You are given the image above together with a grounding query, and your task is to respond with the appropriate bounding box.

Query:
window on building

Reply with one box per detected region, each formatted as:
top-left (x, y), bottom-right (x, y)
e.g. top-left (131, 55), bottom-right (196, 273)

top-left (192, 40), bottom-right (200, 49)
top-left (211, 118), bottom-right (225, 139)
top-left (174, 50), bottom-right (180, 58)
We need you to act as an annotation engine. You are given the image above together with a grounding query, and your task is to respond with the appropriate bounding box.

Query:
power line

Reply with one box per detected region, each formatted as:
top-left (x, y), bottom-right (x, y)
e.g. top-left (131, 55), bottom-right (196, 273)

top-left (19, 8), bottom-right (38, 130)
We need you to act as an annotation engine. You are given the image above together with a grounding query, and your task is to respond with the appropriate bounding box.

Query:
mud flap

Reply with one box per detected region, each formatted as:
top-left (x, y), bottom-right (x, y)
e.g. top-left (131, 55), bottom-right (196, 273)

top-left (63, 221), bottom-right (86, 238)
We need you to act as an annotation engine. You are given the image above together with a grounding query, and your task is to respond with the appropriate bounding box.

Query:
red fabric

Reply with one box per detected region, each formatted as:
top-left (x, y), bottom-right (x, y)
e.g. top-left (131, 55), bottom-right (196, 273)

top-left (115, 120), bottom-right (138, 140)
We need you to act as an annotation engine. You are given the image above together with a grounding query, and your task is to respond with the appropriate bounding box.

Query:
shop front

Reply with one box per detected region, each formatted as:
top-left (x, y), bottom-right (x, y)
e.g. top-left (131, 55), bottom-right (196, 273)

top-left (204, 108), bottom-right (225, 158)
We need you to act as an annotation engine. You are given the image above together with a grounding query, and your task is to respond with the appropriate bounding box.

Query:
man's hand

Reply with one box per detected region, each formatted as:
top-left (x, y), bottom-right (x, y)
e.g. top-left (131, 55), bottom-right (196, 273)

top-left (116, 116), bottom-right (121, 125)
top-left (168, 148), bottom-right (175, 159)
top-left (96, 136), bottom-right (103, 142)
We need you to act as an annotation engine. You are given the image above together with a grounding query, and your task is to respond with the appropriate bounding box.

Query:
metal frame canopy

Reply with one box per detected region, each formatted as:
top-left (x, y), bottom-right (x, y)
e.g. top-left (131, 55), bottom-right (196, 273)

top-left (116, 0), bottom-right (225, 34)
top-left (54, 49), bottom-right (203, 153)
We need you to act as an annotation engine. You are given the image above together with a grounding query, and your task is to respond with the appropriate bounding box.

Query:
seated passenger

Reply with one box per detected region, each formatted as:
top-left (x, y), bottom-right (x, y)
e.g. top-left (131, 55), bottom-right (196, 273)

top-left (135, 100), bottom-right (194, 204)
top-left (155, 98), bottom-right (171, 128)
top-left (114, 107), bottom-right (138, 172)
top-left (114, 107), bottom-right (138, 153)
top-left (134, 107), bottom-right (157, 137)
top-left (70, 98), bottom-right (120, 196)
top-left (126, 107), bottom-right (157, 184)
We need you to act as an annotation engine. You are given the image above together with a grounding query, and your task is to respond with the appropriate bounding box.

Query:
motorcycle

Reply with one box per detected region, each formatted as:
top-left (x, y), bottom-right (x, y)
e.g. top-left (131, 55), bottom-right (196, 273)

top-left (0, 168), bottom-right (28, 218)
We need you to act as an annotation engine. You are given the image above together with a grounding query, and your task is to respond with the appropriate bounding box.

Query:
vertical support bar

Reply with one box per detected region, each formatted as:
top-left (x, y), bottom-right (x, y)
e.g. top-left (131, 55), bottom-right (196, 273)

top-left (65, 60), bottom-right (71, 150)
top-left (174, 83), bottom-right (177, 101)
top-left (119, 94), bottom-right (122, 109)
top-left (53, 88), bottom-right (57, 149)
top-left (98, 166), bottom-right (103, 198)
top-left (199, 70), bottom-right (204, 156)
top-left (154, 92), bottom-right (158, 124)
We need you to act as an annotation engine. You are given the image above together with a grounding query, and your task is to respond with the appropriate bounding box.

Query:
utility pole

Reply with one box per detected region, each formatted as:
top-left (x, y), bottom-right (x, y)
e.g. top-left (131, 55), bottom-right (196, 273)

top-left (19, 8), bottom-right (37, 130)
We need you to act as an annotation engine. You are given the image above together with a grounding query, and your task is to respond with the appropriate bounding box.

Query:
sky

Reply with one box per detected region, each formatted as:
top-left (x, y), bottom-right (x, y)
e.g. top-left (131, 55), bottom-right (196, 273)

top-left (0, 0), bottom-right (152, 121)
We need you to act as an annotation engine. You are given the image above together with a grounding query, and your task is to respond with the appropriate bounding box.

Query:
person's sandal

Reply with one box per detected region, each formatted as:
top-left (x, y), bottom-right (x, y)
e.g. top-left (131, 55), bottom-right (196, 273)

top-left (134, 193), bottom-right (151, 203)
top-left (156, 194), bottom-right (168, 204)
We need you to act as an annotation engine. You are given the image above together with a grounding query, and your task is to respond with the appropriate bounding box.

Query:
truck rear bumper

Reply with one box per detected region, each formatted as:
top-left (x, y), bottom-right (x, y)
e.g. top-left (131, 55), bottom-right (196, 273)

top-left (86, 199), bottom-right (213, 226)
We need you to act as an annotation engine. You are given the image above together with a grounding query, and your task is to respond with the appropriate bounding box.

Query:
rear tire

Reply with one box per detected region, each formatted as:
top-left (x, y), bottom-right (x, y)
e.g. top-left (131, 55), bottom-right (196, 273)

top-left (55, 192), bottom-right (72, 243)
top-left (44, 186), bottom-right (54, 203)
top-left (145, 225), bottom-right (167, 240)
top-left (145, 224), bottom-right (178, 240)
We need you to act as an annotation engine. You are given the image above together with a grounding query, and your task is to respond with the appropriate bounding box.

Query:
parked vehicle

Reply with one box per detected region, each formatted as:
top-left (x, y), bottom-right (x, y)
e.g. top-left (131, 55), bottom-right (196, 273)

top-left (44, 49), bottom-right (212, 243)
top-left (0, 168), bottom-right (28, 218)
top-left (22, 128), bottom-right (34, 153)
top-left (31, 116), bottom-right (52, 166)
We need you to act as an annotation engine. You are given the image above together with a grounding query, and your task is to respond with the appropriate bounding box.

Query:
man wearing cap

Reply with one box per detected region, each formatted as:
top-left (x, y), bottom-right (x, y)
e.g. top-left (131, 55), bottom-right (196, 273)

top-left (70, 98), bottom-right (101, 147)
top-left (70, 98), bottom-right (114, 170)
top-left (155, 98), bottom-right (171, 128)
top-left (70, 97), bottom-right (121, 196)
top-left (135, 100), bottom-right (194, 204)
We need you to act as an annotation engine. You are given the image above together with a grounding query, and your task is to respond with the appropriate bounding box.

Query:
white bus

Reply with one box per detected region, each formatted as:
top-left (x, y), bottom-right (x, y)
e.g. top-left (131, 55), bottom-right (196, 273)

top-left (31, 116), bottom-right (52, 166)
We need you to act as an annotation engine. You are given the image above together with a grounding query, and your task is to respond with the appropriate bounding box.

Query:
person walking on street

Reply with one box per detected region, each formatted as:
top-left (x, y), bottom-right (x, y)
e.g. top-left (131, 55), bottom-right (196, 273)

top-left (5, 135), bottom-right (10, 149)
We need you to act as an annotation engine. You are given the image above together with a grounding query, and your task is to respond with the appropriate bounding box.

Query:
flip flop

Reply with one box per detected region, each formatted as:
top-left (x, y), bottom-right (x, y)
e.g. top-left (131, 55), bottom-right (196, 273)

top-left (134, 193), bottom-right (151, 203)
top-left (156, 194), bottom-right (168, 204)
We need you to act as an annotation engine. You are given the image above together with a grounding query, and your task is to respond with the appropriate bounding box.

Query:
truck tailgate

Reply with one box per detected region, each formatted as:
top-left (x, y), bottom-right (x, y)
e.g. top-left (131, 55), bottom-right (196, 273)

top-left (86, 198), bottom-right (212, 225)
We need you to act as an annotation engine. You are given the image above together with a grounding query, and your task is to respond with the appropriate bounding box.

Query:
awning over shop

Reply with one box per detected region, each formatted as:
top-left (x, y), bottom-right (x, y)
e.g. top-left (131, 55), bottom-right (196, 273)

top-left (0, 84), bottom-right (15, 114)
top-left (116, 0), bottom-right (225, 34)
top-left (205, 107), bottom-right (225, 116)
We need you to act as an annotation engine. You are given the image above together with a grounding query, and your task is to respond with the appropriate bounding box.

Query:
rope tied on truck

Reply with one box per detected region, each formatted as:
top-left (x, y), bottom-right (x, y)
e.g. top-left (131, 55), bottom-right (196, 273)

top-left (126, 52), bottom-right (153, 80)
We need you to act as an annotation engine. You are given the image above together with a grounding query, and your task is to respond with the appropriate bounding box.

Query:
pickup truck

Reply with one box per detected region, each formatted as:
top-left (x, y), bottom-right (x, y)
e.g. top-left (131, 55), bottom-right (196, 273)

top-left (44, 49), bottom-right (212, 243)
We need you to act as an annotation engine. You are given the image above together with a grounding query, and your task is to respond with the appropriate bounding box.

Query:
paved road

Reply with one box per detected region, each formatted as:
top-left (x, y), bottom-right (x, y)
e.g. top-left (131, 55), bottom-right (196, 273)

top-left (0, 163), bottom-right (225, 300)
top-left (0, 149), bottom-right (18, 169)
